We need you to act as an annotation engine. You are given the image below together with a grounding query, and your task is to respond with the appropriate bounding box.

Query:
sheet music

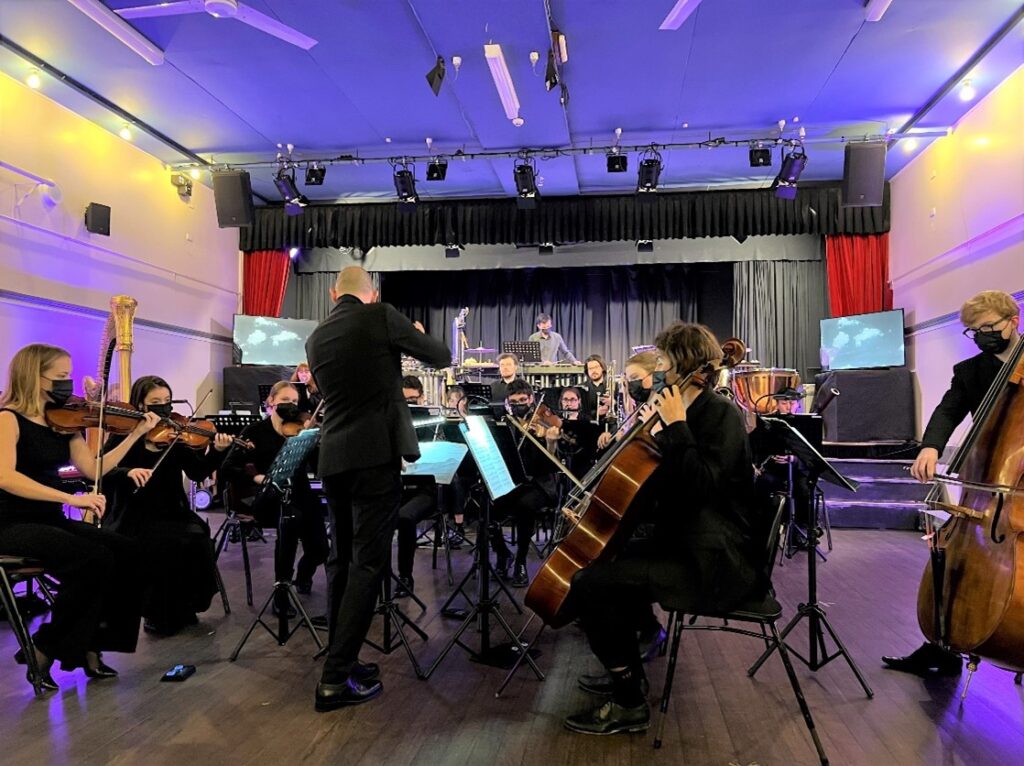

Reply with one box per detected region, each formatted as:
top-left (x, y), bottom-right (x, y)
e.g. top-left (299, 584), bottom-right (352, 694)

top-left (403, 441), bottom-right (468, 485)
top-left (459, 415), bottom-right (517, 500)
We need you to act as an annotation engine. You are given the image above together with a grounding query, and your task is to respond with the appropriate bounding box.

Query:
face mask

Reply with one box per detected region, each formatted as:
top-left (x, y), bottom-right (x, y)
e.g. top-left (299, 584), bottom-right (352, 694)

top-left (274, 402), bottom-right (304, 423)
top-left (510, 403), bottom-right (532, 419)
top-left (46, 378), bottom-right (74, 406)
top-left (650, 371), bottom-right (669, 394)
top-left (974, 330), bottom-right (1011, 355)
top-left (628, 380), bottom-right (648, 404)
top-left (147, 403), bottom-right (173, 418)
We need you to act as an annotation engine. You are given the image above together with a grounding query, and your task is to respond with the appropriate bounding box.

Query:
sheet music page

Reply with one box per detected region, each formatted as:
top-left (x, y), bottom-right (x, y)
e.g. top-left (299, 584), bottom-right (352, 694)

top-left (459, 416), bottom-right (516, 500)
top-left (403, 441), bottom-right (468, 485)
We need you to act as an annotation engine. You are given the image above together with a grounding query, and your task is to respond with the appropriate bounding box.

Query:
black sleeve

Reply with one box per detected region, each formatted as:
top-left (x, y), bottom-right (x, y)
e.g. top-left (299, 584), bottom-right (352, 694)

top-left (919, 366), bottom-right (973, 453)
top-left (220, 422), bottom-right (260, 485)
top-left (653, 407), bottom-right (747, 501)
top-left (179, 441), bottom-right (226, 483)
top-left (384, 303), bottom-right (452, 368)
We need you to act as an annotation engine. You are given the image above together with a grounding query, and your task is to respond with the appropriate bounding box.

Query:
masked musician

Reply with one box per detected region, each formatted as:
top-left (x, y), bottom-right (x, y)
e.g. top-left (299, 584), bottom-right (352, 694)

top-left (564, 322), bottom-right (760, 736)
top-left (0, 344), bottom-right (160, 690)
top-left (221, 382), bottom-right (329, 601)
top-left (547, 386), bottom-right (602, 477)
top-left (530, 313), bottom-right (579, 365)
top-left (884, 290), bottom-right (1021, 677)
top-left (596, 350), bottom-right (659, 451)
top-left (102, 375), bottom-right (232, 636)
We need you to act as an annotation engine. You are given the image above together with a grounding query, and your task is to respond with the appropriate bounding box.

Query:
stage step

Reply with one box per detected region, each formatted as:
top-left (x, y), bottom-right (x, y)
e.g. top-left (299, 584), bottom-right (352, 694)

top-left (821, 459), bottom-right (928, 530)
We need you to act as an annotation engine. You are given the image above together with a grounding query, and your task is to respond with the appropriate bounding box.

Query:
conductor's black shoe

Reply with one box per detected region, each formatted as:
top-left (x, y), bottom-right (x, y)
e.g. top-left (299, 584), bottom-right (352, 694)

top-left (638, 625), bottom-right (668, 663)
top-left (882, 642), bottom-right (962, 677)
top-left (294, 580), bottom-right (312, 596)
top-left (352, 661), bottom-right (380, 684)
top-left (315, 677), bottom-right (383, 712)
top-left (577, 672), bottom-right (650, 697)
top-left (310, 614), bottom-right (329, 629)
top-left (511, 564), bottom-right (529, 588)
top-left (563, 700), bottom-right (650, 735)
top-left (394, 576), bottom-right (414, 598)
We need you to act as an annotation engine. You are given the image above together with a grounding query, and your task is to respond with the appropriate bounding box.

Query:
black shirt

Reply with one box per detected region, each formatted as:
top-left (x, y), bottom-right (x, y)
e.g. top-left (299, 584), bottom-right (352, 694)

top-left (220, 417), bottom-right (315, 501)
top-left (920, 352), bottom-right (1003, 453)
top-left (0, 409), bottom-right (73, 523)
top-left (582, 378), bottom-right (607, 422)
top-left (490, 378), bottom-right (520, 403)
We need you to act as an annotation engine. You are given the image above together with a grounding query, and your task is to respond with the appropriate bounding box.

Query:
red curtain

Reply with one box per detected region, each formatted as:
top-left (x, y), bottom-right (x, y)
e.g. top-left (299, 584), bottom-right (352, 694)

top-left (825, 234), bottom-right (894, 317)
top-left (243, 250), bottom-right (291, 317)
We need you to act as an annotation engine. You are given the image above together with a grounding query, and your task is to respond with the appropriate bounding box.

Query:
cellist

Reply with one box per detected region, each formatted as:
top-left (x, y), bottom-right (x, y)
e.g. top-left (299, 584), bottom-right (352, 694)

top-left (884, 290), bottom-right (1021, 677)
top-left (563, 322), bottom-right (760, 736)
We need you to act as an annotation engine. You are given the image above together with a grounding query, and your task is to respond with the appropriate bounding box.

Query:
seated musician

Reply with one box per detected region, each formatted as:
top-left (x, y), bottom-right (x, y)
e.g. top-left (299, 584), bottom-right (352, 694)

top-left (529, 313), bottom-right (579, 365)
top-left (402, 375), bottom-right (424, 405)
top-left (446, 385), bottom-right (468, 417)
top-left (220, 382), bottom-right (329, 601)
top-left (596, 350), bottom-right (659, 451)
top-left (563, 321), bottom-right (760, 736)
top-left (582, 355), bottom-right (612, 425)
top-left (490, 353), bottom-right (521, 402)
top-left (492, 379), bottom-right (559, 587)
top-left (549, 386), bottom-right (602, 477)
top-left (292, 362), bottom-right (323, 418)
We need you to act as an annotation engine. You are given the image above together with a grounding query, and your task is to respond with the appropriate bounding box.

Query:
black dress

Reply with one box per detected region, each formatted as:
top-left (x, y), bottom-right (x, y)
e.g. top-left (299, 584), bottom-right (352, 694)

top-left (0, 409), bottom-right (143, 668)
top-left (102, 436), bottom-right (222, 635)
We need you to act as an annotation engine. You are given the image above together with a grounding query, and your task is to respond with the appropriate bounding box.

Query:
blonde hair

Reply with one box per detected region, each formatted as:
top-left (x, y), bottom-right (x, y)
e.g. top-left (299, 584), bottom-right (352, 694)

top-left (290, 362), bottom-right (317, 393)
top-left (655, 322), bottom-right (723, 376)
top-left (1, 344), bottom-right (71, 418)
top-left (960, 291), bottom-right (1020, 327)
top-left (625, 350), bottom-right (659, 373)
top-left (266, 381), bottom-right (297, 406)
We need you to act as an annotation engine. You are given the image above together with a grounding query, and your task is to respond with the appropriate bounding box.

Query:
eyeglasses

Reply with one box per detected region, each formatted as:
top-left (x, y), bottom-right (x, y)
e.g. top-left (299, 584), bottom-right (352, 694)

top-left (962, 316), bottom-right (1012, 340)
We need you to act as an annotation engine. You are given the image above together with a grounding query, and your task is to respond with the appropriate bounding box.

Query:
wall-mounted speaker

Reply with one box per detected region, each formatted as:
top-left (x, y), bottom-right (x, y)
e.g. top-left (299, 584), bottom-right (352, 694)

top-left (212, 170), bottom-right (254, 228)
top-left (841, 142), bottom-right (887, 207)
top-left (84, 202), bottom-right (111, 235)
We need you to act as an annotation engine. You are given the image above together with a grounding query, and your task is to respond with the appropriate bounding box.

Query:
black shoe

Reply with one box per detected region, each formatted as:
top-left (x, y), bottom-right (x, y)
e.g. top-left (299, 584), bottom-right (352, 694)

top-left (495, 554), bottom-right (511, 582)
top-left (310, 614), bottom-right (329, 629)
top-left (352, 661), bottom-right (380, 684)
top-left (27, 668), bottom-right (59, 692)
top-left (882, 642), bottom-right (962, 677)
top-left (511, 563), bottom-right (529, 588)
top-left (294, 580), bottom-right (312, 596)
top-left (394, 576), bottom-right (414, 598)
top-left (272, 599), bottom-right (297, 619)
top-left (314, 677), bottom-right (383, 712)
top-left (564, 700), bottom-right (650, 735)
top-left (638, 625), bottom-right (668, 664)
top-left (83, 654), bottom-right (118, 679)
top-left (445, 530), bottom-right (464, 550)
top-left (578, 672), bottom-right (650, 697)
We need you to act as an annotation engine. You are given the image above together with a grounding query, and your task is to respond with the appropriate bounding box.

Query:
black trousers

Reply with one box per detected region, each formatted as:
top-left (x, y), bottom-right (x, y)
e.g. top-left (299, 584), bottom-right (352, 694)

top-left (275, 496), bottom-right (330, 586)
top-left (321, 463), bottom-right (401, 681)
top-left (0, 518), bottom-right (143, 667)
top-left (491, 484), bottom-right (546, 566)
top-left (396, 488), bottom-right (436, 580)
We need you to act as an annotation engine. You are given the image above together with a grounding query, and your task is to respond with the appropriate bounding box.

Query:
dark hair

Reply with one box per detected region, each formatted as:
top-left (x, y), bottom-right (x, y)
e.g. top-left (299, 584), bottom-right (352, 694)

top-left (130, 375), bottom-right (172, 410)
top-left (536, 312), bottom-right (551, 325)
top-left (560, 386), bottom-right (582, 400)
top-left (506, 379), bottom-right (533, 398)
top-left (498, 352), bottom-right (519, 365)
top-left (584, 354), bottom-right (606, 375)
top-left (401, 375), bottom-right (424, 394)
top-left (654, 322), bottom-right (722, 376)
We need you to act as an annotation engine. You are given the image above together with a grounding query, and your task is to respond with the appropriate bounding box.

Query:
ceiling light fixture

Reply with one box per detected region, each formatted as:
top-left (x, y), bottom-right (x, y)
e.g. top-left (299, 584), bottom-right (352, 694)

top-left (484, 43), bottom-right (521, 121)
top-left (636, 240), bottom-right (654, 253)
top-left (426, 55), bottom-right (445, 96)
top-left (25, 69), bottom-right (42, 89)
top-left (170, 172), bottom-right (193, 198)
top-left (426, 159), bottom-right (448, 181)
top-left (864, 0), bottom-right (895, 22)
top-left (771, 147), bottom-right (808, 200)
top-left (393, 163), bottom-right (418, 209)
top-left (544, 49), bottom-right (559, 92)
top-left (607, 152), bottom-right (628, 173)
top-left (119, 124), bottom-right (132, 140)
top-left (749, 146), bottom-right (772, 167)
top-left (538, 243), bottom-right (554, 256)
top-left (66, 0), bottom-right (166, 65)
top-left (901, 138), bottom-right (919, 153)
top-left (305, 163), bottom-right (326, 185)
top-left (288, 246), bottom-right (300, 259)
top-left (189, 168), bottom-right (202, 180)
top-left (551, 30), bottom-right (568, 64)
top-left (274, 167), bottom-right (308, 215)
top-left (637, 147), bottom-right (663, 193)
top-left (659, 0), bottom-right (703, 30)
top-left (959, 79), bottom-right (976, 101)
top-left (445, 244), bottom-right (461, 258)
top-left (514, 161), bottom-right (539, 209)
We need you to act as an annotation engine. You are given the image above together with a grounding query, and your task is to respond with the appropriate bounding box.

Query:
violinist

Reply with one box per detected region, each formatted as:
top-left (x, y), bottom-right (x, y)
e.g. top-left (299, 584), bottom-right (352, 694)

top-left (292, 362), bottom-right (323, 419)
top-left (0, 344), bottom-right (160, 690)
top-left (564, 322), bottom-right (759, 736)
top-left (222, 381), bottom-right (329, 603)
top-left (102, 375), bottom-right (232, 636)
top-left (884, 290), bottom-right (1021, 677)
top-left (548, 387), bottom-right (602, 476)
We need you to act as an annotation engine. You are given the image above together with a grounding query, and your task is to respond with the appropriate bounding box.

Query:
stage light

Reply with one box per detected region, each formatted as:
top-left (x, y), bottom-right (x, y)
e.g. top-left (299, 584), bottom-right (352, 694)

top-left (275, 167), bottom-right (309, 215)
top-left (959, 80), bottom-right (976, 101)
top-left (636, 240), bottom-right (654, 253)
top-left (305, 164), bottom-right (326, 185)
top-left (169, 172), bottom-right (192, 198)
top-left (445, 244), bottom-right (460, 258)
top-left (901, 138), bottom-right (919, 153)
top-left (426, 160), bottom-right (448, 181)
top-left (119, 124), bottom-right (132, 140)
top-left (514, 162), bottom-right (538, 209)
top-left (749, 147), bottom-right (772, 167)
top-left (544, 49), bottom-right (558, 92)
top-left (607, 153), bottom-right (628, 173)
top-left (637, 148), bottom-right (663, 193)
top-left (26, 69), bottom-right (42, 89)
top-left (189, 168), bottom-right (202, 180)
top-left (538, 243), bottom-right (554, 255)
top-left (551, 30), bottom-right (568, 64)
top-left (393, 166), bottom-right (418, 208)
top-left (426, 55), bottom-right (445, 96)
top-left (771, 147), bottom-right (807, 200)
top-left (288, 247), bottom-right (300, 259)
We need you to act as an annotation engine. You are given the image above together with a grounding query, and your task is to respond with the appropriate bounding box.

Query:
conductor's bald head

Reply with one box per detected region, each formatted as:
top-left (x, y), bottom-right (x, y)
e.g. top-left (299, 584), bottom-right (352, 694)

top-left (330, 266), bottom-right (377, 304)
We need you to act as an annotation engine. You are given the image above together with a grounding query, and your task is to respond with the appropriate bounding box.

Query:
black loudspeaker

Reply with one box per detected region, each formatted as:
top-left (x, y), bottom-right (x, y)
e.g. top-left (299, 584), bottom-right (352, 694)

top-left (212, 170), bottom-right (254, 227)
top-left (841, 142), bottom-right (887, 207)
top-left (814, 368), bottom-right (915, 442)
top-left (84, 202), bottom-right (111, 235)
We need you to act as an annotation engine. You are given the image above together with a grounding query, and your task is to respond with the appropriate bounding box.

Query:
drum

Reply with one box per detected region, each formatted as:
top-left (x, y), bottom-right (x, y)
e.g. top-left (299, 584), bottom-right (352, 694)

top-left (730, 368), bottom-right (801, 414)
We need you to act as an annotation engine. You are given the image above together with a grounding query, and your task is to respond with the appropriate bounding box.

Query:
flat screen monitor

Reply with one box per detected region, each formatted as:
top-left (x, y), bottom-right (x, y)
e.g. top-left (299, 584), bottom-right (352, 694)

top-left (819, 309), bottom-right (905, 370)
top-left (233, 315), bottom-right (318, 366)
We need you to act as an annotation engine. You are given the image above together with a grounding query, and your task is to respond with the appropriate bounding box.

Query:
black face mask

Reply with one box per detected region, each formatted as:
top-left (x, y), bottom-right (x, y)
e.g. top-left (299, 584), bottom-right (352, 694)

top-left (274, 402), bottom-right (304, 423)
top-left (46, 378), bottom-right (74, 406)
top-left (146, 403), bottom-right (173, 418)
top-left (650, 371), bottom-right (669, 394)
top-left (974, 330), bottom-right (1011, 355)
top-left (627, 380), bottom-right (648, 404)
top-left (509, 403), bottom-right (532, 419)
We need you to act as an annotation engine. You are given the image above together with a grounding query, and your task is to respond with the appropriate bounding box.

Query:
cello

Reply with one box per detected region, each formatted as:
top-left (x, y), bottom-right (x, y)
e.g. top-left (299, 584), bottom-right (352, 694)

top-left (525, 338), bottom-right (746, 627)
top-left (917, 335), bottom-right (1024, 691)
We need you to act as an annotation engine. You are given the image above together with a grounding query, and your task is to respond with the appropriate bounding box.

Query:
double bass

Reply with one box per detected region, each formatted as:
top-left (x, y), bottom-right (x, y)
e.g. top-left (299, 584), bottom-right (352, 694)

top-left (917, 335), bottom-right (1024, 689)
top-left (525, 338), bottom-right (746, 627)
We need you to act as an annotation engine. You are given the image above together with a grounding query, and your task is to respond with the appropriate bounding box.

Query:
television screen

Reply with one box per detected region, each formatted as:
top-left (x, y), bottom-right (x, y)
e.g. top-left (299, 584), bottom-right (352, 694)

top-left (820, 309), bottom-right (905, 370)
top-left (233, 315), bottom-right (318, 366)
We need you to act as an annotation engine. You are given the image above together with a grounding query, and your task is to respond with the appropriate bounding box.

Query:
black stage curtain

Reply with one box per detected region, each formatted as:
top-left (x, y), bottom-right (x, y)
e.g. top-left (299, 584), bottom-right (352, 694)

top-left (380, 263), bottom-right (733, 371)
top-left (240, 183), bottom-right (889, 252)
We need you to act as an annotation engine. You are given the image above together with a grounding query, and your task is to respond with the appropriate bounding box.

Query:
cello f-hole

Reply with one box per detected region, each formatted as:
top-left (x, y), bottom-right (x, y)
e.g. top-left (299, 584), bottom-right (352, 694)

top-left (990, 492), bottom-right (1006, 544)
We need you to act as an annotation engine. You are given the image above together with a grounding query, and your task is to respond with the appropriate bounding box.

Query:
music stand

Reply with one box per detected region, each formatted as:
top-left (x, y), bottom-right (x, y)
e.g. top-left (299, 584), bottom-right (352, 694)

top-left (207, 413), bottom-right (262, 436)
top-left (460, 382), bottom-right (494, 405)
top-left (422, 416), bottom-right (543, 678)
top-left (230, 428), bottom-right (325, 661)
top-left (747, 418), bottom-right (874, 698)
top-left (502, 341), bottom-right (541, 364)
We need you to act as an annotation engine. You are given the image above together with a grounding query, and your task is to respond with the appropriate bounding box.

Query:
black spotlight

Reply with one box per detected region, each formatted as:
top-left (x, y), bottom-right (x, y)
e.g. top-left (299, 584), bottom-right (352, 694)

top-left (393, 166), bottom-right (418, 209)
top-left (538, 242), bottom-right (554, 256)
top-left (515, 162), bottom-right (538, 209)
top-left (772, 148), bottom-right (808, 200)
top-left (445, 244), bottom-right (460, 258)
top-left (545, 49), bottom-right (559, 92)
top-left (749, 147), bottom-right (771, 167)
top-left (607, 153), bottom-right (628, 173)
top-left (636, 239), bottom-right (654, 253)
top-left (426, 55), bottom-right (445, 96)
top-left (274, 168), bottom-right (308, 216)
top-left (637, 156), bottom-right (662, 193)
top-left (305, 164), bottom-right (326, 185)
top-left (426, 159), bottom-right (448, 181)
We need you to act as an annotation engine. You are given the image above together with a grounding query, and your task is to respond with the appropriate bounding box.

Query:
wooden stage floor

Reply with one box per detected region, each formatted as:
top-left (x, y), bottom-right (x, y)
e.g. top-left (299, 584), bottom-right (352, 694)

top-left (2, 526), bottom-right (1022, 766)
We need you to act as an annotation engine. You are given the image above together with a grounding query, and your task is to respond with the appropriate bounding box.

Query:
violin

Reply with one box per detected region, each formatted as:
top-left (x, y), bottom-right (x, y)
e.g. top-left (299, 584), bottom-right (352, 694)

top-left (147, 412), bottom-right (254, 451)
top-left (530, 403), bottom-right (578, 447)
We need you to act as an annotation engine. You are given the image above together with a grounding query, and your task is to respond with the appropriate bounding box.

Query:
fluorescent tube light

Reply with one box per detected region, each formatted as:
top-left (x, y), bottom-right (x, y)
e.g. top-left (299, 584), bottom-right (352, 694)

top-left (484, 43), bottom-right (520, 121)
top-left (659, 0), bottom-right (703, 31)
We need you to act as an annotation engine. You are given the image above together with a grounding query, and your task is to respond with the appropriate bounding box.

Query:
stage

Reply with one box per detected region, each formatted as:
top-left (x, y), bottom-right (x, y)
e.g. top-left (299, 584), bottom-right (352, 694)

top-left (2, 526), bottom-right (1021, 766)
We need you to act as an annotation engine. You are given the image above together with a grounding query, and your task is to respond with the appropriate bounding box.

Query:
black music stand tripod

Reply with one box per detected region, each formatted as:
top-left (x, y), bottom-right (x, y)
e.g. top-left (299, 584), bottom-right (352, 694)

top-left (230, 429), bottom-right (324, 661)
top-left (748, 417), bottom-right (874, 698)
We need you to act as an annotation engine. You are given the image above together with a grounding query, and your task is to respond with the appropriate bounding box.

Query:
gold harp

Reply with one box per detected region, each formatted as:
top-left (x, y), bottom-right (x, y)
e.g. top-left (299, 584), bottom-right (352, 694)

top-left (87, 295), bottom-right (138, 404)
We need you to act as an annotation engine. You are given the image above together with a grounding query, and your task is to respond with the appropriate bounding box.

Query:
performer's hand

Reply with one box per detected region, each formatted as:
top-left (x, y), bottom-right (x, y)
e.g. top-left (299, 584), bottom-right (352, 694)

top-left (132, 411), bottom-right (162, 437)
top-left (69, 492), bottom-right (106, 518)
top-left (127, 468), bottom-right (153, 488)
top-left (652, 386), bottom-right (692, 425)
top-left (213, 433), bottom-right (233, 452)
top-left (252, 474), bottom-right (266, 485)
top-left (911, 447), bottom-right (939, 483)
top-left (597, 431), bottom-right (614, 450)
top-left (413, 320), bottom-right (426, 334)
top-left (545, 426), bottom-right (561, 441)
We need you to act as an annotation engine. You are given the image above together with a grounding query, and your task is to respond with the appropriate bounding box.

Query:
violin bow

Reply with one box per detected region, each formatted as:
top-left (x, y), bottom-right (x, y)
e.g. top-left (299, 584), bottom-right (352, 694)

top-left (504, 414), bottom-right (587, 491)
top-left (87, 380), bottom-right (109, 526)
top-left (135, 389), bottom-right (214, 493)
